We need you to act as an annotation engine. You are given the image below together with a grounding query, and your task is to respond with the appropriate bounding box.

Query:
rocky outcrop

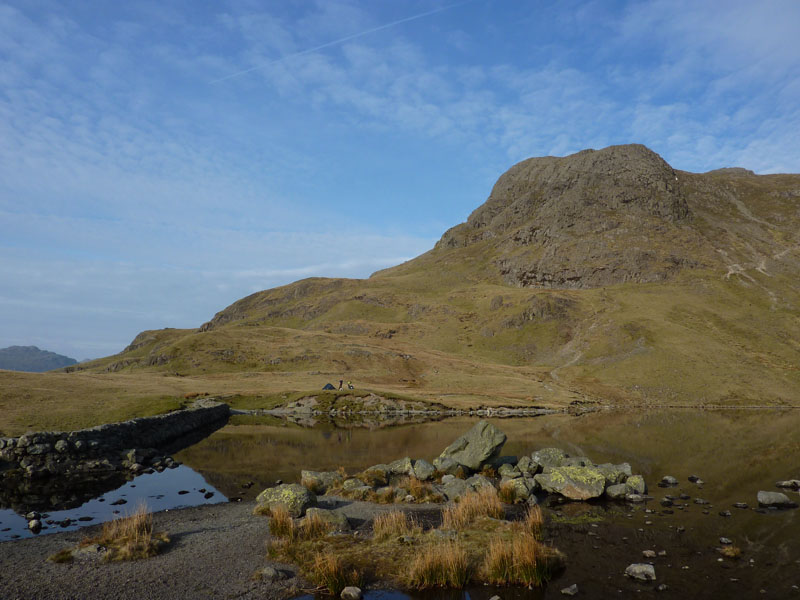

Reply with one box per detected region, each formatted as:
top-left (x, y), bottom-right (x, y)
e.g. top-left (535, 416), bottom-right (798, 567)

top-left (436, 144), bottom-right (710, 289)
top-left (534, 466), bottom-right (606, 501)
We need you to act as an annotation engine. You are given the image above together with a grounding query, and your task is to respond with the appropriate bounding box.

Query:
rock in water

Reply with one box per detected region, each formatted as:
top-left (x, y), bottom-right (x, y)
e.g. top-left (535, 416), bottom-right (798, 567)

top-left (534, 466), bottom-right (606, 500)
top-left (341, 586), bottom-right (362, 600)
top-left (757, 491), bottom-right (798, 508)
top-left (561, 584), bottom-right (579, 596)
top-left (256, 483), bottom-right (316, 517)
top-left (625, 563), bottom-right (656, 581)
top-left (438, 420), bottom-right (507, 470)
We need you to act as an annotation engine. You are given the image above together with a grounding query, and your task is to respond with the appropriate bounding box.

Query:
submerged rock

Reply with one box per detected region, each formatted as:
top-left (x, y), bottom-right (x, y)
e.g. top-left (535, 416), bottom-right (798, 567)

top-left (757, 490), bottom-right (798, 508)
top-left (256, 483), bottom-right (316, 517)
top-left (535, 466), bottom-right (606, 500)
top-left (438, 420), bottom-right (506, 470)
top-left (625, 563), bottom-right (656, 581)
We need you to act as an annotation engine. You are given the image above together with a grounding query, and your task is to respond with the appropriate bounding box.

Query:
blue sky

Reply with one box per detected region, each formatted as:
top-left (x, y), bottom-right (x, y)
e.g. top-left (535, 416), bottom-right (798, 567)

top-left (1, 0), bottom-right (799, 360)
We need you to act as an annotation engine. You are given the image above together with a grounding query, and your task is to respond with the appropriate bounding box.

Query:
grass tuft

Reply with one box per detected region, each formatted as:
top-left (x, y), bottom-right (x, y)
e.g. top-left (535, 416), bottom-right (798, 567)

top-left (373, 511), bottom-right (422, 540)
top-left (300, 511), bottom-right (333, 539)
top-left (267, 505), bottom-right (296, 539)
top-left (513, 505), bottom-right (543, 538)
top-left (481, 534), bottom-right (552, 586)
top-left (83, 503), bottom-right (168, 562)
top-left (442, 487), bottom-right (504, 530)
top-left (497, 481), bottom-right (517, 504)
top-left (407, 542), bottom-right (470, 589)
top-left (719, 545), bottom-right (742, 559)
top-left (309, 551), bottom-right (363, 596)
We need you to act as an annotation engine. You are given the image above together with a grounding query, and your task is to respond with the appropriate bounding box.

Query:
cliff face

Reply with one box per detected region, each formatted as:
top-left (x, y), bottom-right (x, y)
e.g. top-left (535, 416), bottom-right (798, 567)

top-left (437, 144), bottom-right (712, 288)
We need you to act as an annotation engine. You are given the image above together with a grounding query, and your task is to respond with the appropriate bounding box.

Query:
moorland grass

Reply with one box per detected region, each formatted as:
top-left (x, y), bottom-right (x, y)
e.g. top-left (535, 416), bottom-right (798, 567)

top-left (441, 487), bottom-right (504, 530)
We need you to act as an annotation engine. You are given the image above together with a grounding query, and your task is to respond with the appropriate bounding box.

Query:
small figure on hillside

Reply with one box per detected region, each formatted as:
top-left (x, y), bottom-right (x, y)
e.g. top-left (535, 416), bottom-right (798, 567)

top-left (347, 381), bottom-right (354, 389)
top-left (338, 379), bottom-right (343, 390)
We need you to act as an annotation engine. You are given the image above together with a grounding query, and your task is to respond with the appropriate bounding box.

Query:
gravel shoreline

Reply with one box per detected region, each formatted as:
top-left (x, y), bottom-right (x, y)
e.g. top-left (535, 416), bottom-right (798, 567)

top-left (0, 500), bottom-right (297, 600)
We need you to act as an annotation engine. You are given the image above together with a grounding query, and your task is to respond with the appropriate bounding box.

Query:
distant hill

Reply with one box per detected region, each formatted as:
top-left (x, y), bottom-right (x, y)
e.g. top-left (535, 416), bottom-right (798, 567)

top-left (56, 144), bottom-right (800, 407)
top-left (0, 346), bottom-right (78, 372)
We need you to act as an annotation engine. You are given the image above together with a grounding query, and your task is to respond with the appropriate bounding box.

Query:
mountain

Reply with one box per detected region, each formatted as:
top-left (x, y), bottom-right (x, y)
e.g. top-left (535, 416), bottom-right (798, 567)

top-left (66, 144), bottom-right (800, 407)
top-left (0, 346), bottom-right (78, 372)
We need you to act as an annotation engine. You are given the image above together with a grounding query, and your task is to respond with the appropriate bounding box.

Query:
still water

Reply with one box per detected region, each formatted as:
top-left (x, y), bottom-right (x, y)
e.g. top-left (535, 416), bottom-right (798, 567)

top-left (2, 408), bottom-right (798, 559)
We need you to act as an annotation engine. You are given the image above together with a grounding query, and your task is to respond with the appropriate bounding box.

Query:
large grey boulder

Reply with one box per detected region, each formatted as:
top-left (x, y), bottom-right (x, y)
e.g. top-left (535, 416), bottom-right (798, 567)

top-left (535, 466), bottom-right (606, 500)
top-left (388, 457), bottom-right (414, 477)
top-left (256, 483), bottom-right (316, 517)
top-left (301, 470), bottom-right (344, 494)
top-left (438, 420), bottom-right (507, 470)
top-left (360, 464), bottom-right (389, 486)
top-left (439, 476), bottom-right (468, 500)
top-left (531, 448), bottom-right (568, 469)
top-left (757, 491), bottom-right (798, 508)
top-left (465, 474), bottom-right (495, 491)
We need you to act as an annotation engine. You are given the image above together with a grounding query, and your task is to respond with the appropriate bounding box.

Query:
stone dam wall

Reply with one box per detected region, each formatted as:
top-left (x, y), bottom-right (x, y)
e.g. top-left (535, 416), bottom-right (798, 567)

top-left (0, 401), bottom-right (230, 479)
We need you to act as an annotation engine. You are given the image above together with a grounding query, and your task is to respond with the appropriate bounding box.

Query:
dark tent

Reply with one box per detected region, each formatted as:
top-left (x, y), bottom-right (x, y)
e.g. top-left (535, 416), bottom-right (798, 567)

top-left (322, 383), bottom-right (336, 390)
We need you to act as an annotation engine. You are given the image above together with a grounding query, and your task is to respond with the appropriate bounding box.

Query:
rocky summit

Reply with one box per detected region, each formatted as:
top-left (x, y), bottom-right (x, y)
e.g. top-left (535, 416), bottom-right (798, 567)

top-left (31, 143), bottom-right (800, 412)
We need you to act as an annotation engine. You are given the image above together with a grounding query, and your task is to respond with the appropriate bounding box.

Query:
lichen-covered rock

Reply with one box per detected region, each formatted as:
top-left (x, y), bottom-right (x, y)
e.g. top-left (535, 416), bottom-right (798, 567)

top-left (596, 463), bottom-right (632, 485)
top-left (501, 477), bottom-right (533, 502)
top-left (412, 459), bottom-right (435, 481)
top-left (301, 470), bottom-right (344, 494)
top-left (304, 507), bottom-right (350, 531)
top-left (388, 457), bottom-right (414, 477)
top-left (360, 464), bottom-right (389, 486)
top-left (256, 483), bottom-right (316, 517)
top-left (498, 463), bottom-right (521, 479)
top-left (438, 420), bottom-right (507, 470)
top-left (626, 475), bottom-right (647, 494)
top-left (531, 448), bottom-right (567, 469)
top-left (516, 455), bottom-right (538, 477)
top-left (534, 466), bottom-right (606, 500)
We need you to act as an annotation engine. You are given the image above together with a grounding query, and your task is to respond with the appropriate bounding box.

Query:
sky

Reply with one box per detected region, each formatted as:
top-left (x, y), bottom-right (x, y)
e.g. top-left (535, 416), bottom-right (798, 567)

top-left (1, 0), bottom-right (799, 361)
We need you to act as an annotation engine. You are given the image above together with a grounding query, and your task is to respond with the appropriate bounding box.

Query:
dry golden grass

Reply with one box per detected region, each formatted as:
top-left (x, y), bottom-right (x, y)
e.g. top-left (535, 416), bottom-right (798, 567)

top-left (309, 551), bottom-right (363, 596)
top-left (512, 505), bottom-right (543, 538)
top-left (300, 512), bottom-right (333, 539)
top-left (442, 487), bottom-right (504, 530)
top-left (373, 511), bottom-right (422, 540)
top-left (83, 503), bottom-right (168, 562)
top-left (481, 534), bottom-right (552, 586)
top-left (407, 542), bottom-right (470, 589)
top-left (497, 481), bottom-right (517, 504)
top-left (267, 505), bottom-right (296, 539)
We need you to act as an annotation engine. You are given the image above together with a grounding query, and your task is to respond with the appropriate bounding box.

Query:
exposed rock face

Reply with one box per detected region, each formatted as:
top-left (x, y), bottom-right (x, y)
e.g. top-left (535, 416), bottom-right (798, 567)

top-left (437, 144), bottom-right (705, 289)
top-left (256, 483), bottom-right (316, 517)
top-left (438, 420), bottom-right (507, 470)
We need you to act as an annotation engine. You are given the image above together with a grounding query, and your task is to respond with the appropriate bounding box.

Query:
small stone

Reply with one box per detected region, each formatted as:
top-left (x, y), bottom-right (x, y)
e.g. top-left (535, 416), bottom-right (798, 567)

top-left (694, 498), bottom-right (709, 505)
top-left (734, 502), bottom-right (748, 509)
top-left (719, 510), bottom-right (732, 517)
top-left (340, 586), bottom-right (362, 600)
top-left (625, 563), bottom-right (656, 581)
top-left (642, 550), bottom-right (656, 558)
top-left (661, 475), bottom-right (678, 486)
top-left (679, 493), bottom-right (690, 500)
top-left (688, 475), bottom-right (700, 483)
top-left (111, 499), bottom-right (127, 506)
top-left (204, 492), bottom-right (215, 499)
top-left (561, 583), bottom-right (579, 596)
top-left (28, 519), bottom-right (42, 533)
top-left (656, 584), bottom-right (669, 592)
top-left (25, 511), bottom-right (41, 521)
top-left (658, 550), bottom-right (667, 557)
top-left (757, 491), bottom-right (798, 508)
top-left (720, 537), bottom-right (733, 545)
top-left (257, 566), bottom-right (284, 582)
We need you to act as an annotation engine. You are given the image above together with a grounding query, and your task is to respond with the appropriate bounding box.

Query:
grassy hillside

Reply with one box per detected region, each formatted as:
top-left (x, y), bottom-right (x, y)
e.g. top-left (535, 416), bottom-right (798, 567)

top-left (1, 146), bottom-right (798, 434)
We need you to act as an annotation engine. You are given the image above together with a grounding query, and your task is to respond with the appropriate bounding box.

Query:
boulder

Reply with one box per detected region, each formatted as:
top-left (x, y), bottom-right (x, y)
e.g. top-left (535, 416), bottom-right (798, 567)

top-left (341, 586), bottom-right (362, 600)
top-left (256, 483), bottom-right (316, 517)
top-left (498, 463), bottom-right (521, 479)
top-left (605, 483), bottom-right (629, 500)
top-left (626, 474), bottom-right (647, 494)
top-left (501, 477), bottom-right (533, 502)
top-left (439, 477), bottom-right (468, 501)
top-left (625, 563), bottom-right (656, 581)
top-left (517, 455), bottom-right (539, 477)
top-left (596, 462), bottom-right (632, 485)
top-left (412, 459), bottom-right (435, 481)
top-left (776, 480), bottom-right (800, 490)
top-left (433, 456), bottom-right (463, 476)
top-left (360, 464), bottom-right (389, 486)
top-left (388, 457), bottom-right (414, 477)
top-left (301, 470), bottom-right (344, 494)
top-left (438, 420), bottom-right (506, 470)
top-left (304, 507), bottom-right (350, 531)
top-left (465, 474), bottom-right (495, 491)
top-left (757, 490), bottom-right (798, 508)
top-left (531, 448), bottom-right (567, 469)
top-left (534, 466), bottom-right (606, 500)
